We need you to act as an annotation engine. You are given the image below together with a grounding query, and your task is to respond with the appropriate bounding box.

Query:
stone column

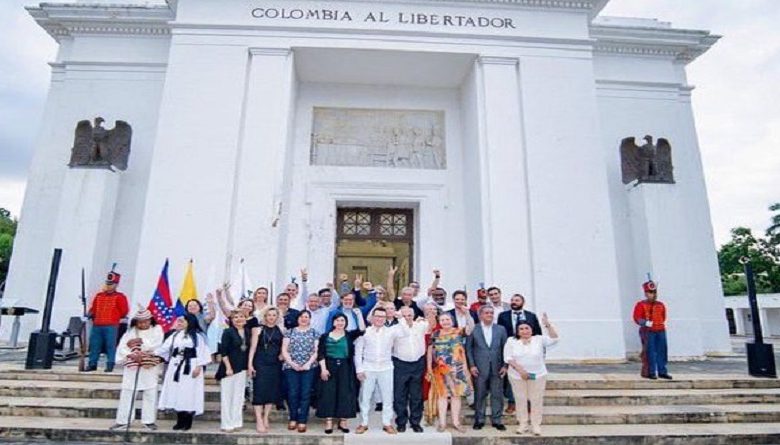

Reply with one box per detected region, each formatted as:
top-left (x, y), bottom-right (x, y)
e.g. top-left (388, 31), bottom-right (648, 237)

top-left (475, 56), bottom-right (533, 302)
top-left (49, 168), bottom-right (121, 332)
top-left (627, 182), bottom-right (731, 356)
top-left (733, 308), bottom-right (745, 336)
top-left (227, 48), bottom-right (296, 289)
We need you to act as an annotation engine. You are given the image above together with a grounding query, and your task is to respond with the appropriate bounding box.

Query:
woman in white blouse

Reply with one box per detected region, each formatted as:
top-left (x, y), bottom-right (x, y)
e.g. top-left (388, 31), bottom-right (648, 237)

top-left (503, 312), bottom-right (558, 436)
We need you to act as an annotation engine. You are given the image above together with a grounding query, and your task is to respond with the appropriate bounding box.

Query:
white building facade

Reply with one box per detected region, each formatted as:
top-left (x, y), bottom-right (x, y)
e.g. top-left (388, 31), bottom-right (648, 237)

top-left (3, 0), bottom-right (731, 360)
top-left (724, 294), bottom-right (780, 338)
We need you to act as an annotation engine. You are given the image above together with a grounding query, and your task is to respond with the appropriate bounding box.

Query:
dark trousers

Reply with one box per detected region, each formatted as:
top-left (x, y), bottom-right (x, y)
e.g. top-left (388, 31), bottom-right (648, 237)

top-left (285, 368), bottom-right (317, 423)
top-left (646, 330), bottom-right (668, 376)
top-left (475, 365), bottom-right (504, 424)
top-left (392, 356), bottom-right (425, 428)
top-left (88, 325), bottom-right (118, 368)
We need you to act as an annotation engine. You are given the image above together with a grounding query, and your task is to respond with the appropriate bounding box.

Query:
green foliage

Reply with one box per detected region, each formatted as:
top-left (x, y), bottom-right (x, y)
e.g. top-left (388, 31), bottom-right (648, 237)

top-left (718, 203), bottom-right (780, 296)
top-left (0, 208), bottom-right (17, 287)
top-left (768, 202), bottom-right (780, 242)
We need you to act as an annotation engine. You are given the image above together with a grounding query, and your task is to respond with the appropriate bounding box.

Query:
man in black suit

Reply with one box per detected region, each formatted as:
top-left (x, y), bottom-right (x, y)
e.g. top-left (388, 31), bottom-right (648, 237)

top-left (497, 294), bottom-right (542, 337)
top-left (496, 293), bottom-right (541, 414)
top-left (447, 290), bottom-right (478, 328)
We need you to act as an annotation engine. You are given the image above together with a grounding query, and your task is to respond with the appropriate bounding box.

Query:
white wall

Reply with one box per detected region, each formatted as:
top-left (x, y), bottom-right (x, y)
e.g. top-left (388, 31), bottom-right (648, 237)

top-left (596, 52), bottom-right (731, 356)
top-left (2, 34), bottom-right (168, 339)
top-left (288, 81), bottom-right (468, 290)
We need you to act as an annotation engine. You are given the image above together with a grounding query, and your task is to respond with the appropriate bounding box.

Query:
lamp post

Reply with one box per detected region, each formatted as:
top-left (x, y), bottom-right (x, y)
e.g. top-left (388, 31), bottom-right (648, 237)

top-left (740, 256), bottom-right (777, 378)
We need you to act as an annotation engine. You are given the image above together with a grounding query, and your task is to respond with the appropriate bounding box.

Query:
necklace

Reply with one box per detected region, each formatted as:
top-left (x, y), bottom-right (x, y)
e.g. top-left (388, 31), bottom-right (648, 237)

top-left (237, 327), bottom-right (247, 352)
top-left (261, 326), bottom-right (276, 351)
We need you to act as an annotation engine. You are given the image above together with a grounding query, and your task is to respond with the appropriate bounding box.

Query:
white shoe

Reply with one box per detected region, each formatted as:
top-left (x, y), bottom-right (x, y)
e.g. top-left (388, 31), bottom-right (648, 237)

top-left (531, 426), bottom-right (542, 436)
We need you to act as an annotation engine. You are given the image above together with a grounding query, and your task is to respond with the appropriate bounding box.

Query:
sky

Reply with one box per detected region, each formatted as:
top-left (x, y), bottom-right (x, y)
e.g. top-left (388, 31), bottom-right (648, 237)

top-left (0, 0), bottom-right (778, 247)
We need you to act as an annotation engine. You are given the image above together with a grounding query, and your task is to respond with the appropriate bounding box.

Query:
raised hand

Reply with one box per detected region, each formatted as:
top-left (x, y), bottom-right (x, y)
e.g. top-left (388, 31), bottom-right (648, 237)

top-left (541, 312), bottom-right (549, 326)
top-left (301, 268), bottom-right (308, 281)
top-left (354, 274), bottom-right (363, 289)
top-left (388, 266), bottom-right (398, 276)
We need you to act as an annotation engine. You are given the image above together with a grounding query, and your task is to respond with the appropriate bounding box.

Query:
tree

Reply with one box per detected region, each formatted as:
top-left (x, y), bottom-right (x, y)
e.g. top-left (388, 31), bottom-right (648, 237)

top-left (717, 204), bottom-right (780, 296)
top-left (0, 208), bottom-right (17, 289)
top-left (767, 202), bottom-right (780, 242)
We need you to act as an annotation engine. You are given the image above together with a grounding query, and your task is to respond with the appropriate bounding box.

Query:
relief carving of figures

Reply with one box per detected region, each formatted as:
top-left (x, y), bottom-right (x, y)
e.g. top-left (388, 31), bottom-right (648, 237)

top-left (311, 107), bottom-right (446, 169)
top-left (68, 117), bottom-right (132, 171)
top-left (620, 135), bottom-right (674, 184)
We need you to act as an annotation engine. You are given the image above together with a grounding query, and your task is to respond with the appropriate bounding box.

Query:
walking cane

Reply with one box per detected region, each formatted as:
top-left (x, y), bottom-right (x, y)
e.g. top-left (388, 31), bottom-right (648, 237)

top-left (124, 348), bottom-right (142, 442)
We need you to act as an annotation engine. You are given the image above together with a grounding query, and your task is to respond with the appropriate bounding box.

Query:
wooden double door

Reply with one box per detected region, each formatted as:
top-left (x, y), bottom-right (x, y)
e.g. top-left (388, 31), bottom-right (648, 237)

top-left (335, 207), bottom-right (413, 291)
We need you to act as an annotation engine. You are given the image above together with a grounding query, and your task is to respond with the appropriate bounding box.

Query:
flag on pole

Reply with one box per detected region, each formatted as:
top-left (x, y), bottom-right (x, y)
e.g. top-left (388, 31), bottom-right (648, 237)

top-left (235, 258), bottom-right (254, 301)
top-left (147, 259), bottom-right (176, 332)
top-left (175, 259), bottom-right (199, 316)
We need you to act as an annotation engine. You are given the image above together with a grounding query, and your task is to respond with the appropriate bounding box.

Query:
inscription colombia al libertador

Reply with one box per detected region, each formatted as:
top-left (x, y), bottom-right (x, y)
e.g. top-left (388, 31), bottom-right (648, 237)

top-left (250, 8), bottom-right (517, 29)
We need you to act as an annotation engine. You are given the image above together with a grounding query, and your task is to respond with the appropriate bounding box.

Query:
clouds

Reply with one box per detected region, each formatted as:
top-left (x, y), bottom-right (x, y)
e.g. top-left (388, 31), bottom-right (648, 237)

top-left (0, 1), bottom-right (56, 213)
top-left (601, 1), bottom-right (780, 244)
top-left (0, 1), bottom-right (777, 246)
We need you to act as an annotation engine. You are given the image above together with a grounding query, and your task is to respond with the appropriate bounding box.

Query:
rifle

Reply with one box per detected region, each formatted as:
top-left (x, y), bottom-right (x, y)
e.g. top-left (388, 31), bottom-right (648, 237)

top-left (78, 268), bottom-right (88, 371)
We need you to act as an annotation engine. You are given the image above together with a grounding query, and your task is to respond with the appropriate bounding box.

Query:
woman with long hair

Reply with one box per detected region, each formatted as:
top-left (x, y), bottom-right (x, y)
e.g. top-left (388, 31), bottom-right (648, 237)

top-left (281, 310), bottom-right (319, 432)
top-left (315, 312), bottom-right (365, 434)
top-left (156, 313), bottom-right (211, 431)
top-left (504, 313), bottom-right (559, 436)
top-left (248, 307), bottom-right (284, 433)
top-left (185, 298), bottom-right (213, 333)
top-left (252, 287), bottom-right (270, 318)
top-left (427, 312), bottom-right (473, 432)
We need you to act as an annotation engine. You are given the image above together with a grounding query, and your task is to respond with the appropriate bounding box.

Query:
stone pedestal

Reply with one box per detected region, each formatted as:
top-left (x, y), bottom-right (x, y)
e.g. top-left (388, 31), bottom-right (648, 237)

top-left (48, 168), bottom-right (121, 333)
top-left (627, 182), bottom-right (730, 357)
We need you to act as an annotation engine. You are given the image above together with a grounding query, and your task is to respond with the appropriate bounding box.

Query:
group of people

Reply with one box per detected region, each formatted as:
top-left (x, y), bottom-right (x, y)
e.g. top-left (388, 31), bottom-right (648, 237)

top-left (85, 267), bottom-right (669, 436)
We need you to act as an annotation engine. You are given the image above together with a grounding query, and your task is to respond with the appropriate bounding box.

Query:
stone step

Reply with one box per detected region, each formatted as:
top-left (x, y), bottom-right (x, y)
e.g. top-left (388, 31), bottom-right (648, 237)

top-left (1, 415), bottom-right (780, 445)
top-left (2, 378), bottom-right (779, 406)
top-left (2, 368), bottom-right (779, 390)
top-left (3, 396), bottom-right (780, 425)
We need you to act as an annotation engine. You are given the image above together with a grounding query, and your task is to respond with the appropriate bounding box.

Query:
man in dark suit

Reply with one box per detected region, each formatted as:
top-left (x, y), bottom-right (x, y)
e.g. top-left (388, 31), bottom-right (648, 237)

top-left (497, 293), bottom-right (542, 338)
top-left (447, 290), bottom-right (478, 328)
top-left (496, 293), bottom-right (541, 414)
top-left (466, 306), bottom-right (508, 431)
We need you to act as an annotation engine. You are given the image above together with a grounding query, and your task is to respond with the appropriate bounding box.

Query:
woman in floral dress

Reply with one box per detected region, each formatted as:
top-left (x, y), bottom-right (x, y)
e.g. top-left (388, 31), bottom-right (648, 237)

top-left (426, 312), bottom-right (473, 432)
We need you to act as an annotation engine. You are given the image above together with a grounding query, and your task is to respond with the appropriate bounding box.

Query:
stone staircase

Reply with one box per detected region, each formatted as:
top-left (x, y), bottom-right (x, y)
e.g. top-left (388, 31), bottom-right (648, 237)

top-left (0, 366), bottom-right (779, 444)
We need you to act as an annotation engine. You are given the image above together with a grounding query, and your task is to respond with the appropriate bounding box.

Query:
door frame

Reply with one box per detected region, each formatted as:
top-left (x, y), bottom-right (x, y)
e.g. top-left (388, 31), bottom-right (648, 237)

top-left (335, 207), bottom-right (415, 286)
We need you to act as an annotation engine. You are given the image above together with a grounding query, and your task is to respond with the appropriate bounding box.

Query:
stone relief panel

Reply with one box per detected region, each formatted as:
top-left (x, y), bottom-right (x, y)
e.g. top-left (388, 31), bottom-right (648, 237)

top-left (310, 107), bottom-right (446, 169)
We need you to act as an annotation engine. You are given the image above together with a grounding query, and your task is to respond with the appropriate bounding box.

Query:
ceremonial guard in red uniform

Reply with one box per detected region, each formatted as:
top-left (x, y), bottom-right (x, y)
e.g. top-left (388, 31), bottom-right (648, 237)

top-left (85, 270), bottom-right (129, 372)
top-left (632, 280), bottom-right (672, 380)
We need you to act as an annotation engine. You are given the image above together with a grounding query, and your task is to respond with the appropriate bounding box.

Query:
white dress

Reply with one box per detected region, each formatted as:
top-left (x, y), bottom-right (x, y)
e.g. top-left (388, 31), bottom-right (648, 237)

top-left (156, 331), bottom-right (211, 414)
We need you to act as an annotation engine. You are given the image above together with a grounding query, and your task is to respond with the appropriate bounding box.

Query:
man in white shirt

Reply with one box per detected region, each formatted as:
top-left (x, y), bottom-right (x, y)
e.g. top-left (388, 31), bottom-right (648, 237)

top-left (391, 306), bottom-right (429, 433)
top-left (486, 286), bottom-right (511, 323)
top-left (354, 307), bottom-right (410, 434)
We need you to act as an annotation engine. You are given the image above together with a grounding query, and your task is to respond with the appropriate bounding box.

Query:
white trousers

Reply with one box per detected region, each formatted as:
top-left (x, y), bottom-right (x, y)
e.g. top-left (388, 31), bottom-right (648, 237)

top-left (359, 369), bottom-right (394, 427)
top-left (116, 388), bottom-right (158, 425)
top-left (220, 371), bottom-right (247, 430)
top-left (508, 376), bottom-right (547, 430)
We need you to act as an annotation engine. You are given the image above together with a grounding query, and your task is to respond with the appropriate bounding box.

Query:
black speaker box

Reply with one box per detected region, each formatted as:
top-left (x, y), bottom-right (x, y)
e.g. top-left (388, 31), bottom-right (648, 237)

top-left (747, 342), bottom-right (777, 378)
top-left (25, 331), bottom-right (58, 369)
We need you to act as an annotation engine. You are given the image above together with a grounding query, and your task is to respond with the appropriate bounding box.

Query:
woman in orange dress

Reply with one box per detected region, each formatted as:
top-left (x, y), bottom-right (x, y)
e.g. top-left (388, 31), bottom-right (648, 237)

top-left (426, 311), bottom-right (474, 432)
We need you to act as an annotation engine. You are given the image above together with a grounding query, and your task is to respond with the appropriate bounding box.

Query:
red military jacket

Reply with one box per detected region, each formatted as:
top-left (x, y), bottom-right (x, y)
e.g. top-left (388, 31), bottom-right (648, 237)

top-left (632, 299), bottom-right (666, 332)
top-left (89, 291), bottom-right (129, 326)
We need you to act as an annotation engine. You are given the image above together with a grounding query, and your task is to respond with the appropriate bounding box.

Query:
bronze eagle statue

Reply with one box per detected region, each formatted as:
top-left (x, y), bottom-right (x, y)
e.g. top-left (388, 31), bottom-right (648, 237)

top-left (68, 117), bottom-right (132, 171)
top-left (620, 135), bottom-right (674, 184)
